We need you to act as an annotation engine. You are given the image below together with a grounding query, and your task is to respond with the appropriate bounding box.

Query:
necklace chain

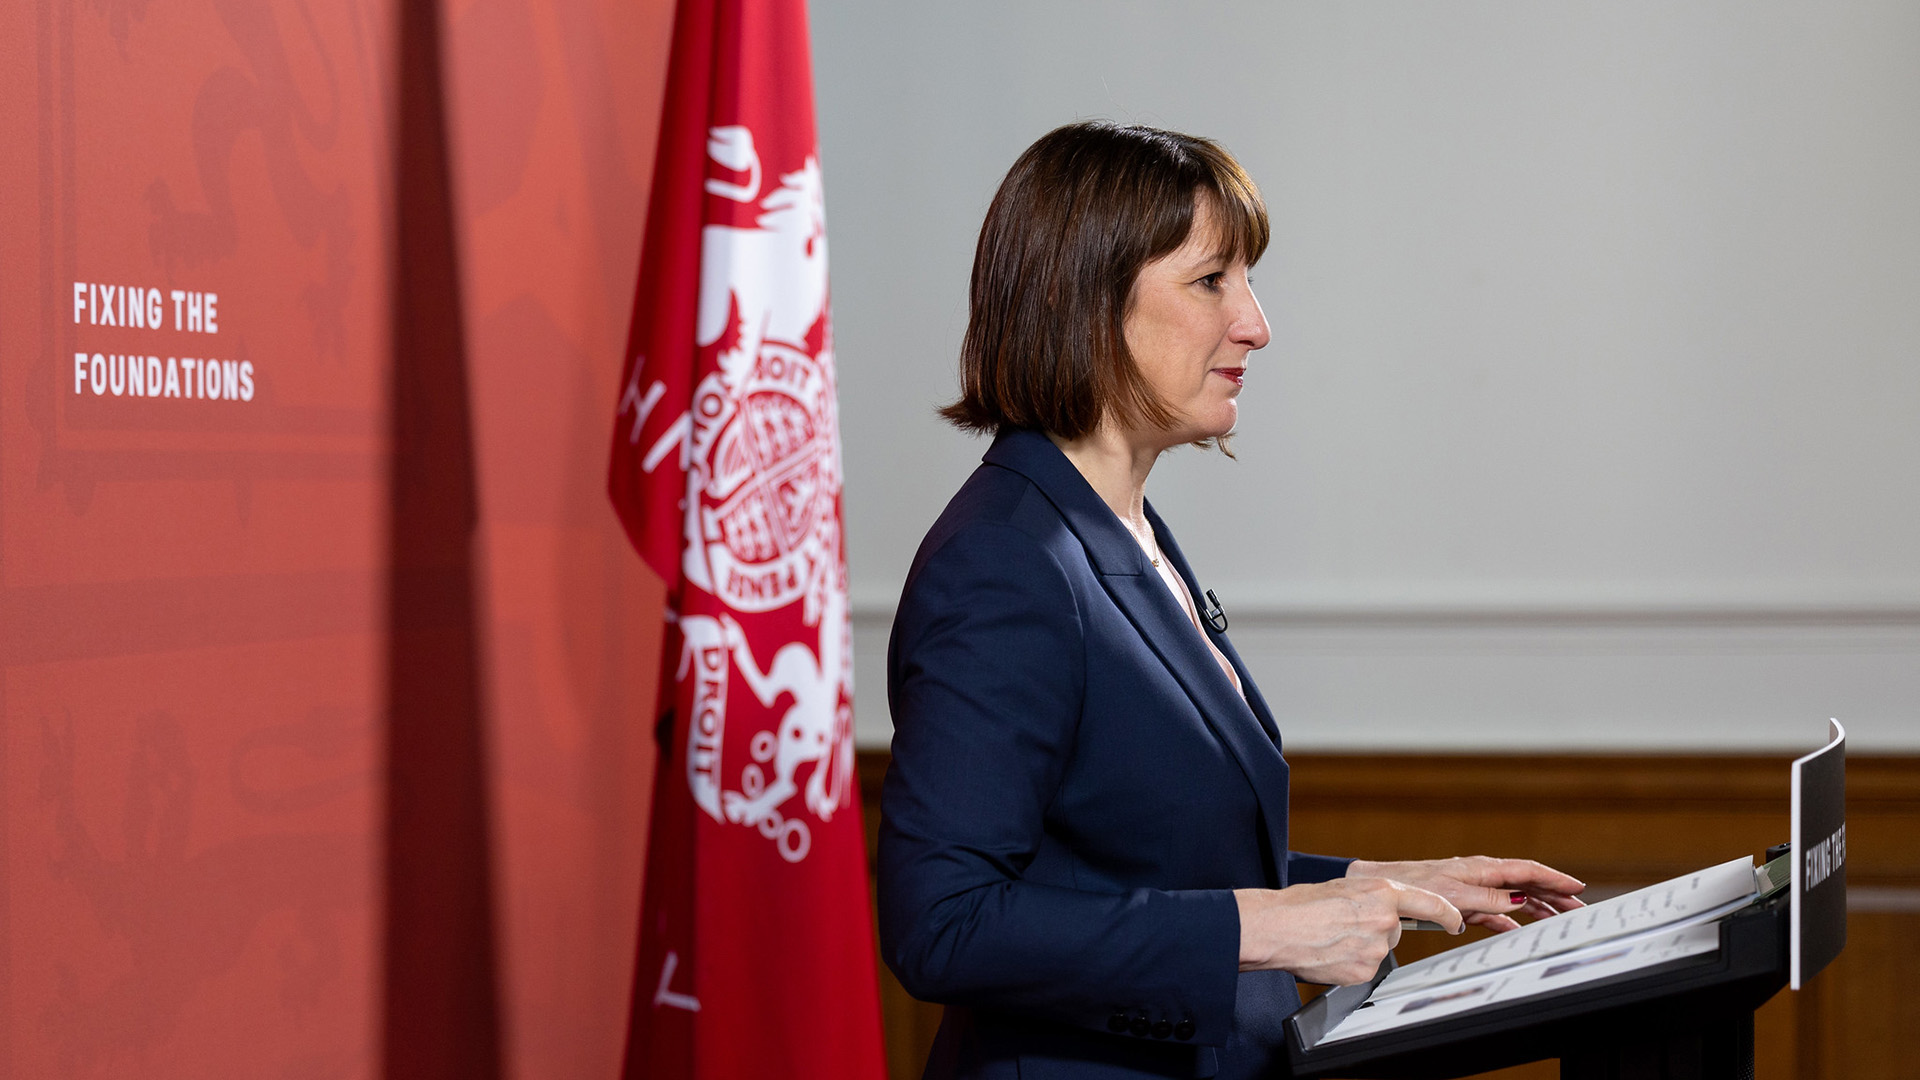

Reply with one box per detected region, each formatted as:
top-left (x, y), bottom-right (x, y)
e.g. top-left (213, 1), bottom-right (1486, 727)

top-left (1125, 519), bottom-right (1162, 567)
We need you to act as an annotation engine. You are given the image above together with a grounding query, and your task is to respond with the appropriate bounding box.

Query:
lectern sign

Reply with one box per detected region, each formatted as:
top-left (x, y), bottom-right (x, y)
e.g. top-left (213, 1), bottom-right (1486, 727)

top-left (1790, 719), bottom-right (1847, 989)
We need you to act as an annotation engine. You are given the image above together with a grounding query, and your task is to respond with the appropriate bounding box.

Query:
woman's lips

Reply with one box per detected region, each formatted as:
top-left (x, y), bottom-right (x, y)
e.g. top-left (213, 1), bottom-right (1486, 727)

top-left (1212, 368), bottom-right (1246, 387)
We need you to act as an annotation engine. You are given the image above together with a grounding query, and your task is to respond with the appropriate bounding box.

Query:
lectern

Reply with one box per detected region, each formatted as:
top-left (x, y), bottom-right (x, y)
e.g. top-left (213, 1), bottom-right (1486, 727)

top-left (1284, 721), bottom-right (1846, 1080)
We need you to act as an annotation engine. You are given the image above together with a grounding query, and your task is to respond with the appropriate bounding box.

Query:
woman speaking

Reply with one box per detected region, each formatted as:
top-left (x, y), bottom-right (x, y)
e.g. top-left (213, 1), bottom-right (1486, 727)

top-left (876, 122), bottom-right (1585, 1080)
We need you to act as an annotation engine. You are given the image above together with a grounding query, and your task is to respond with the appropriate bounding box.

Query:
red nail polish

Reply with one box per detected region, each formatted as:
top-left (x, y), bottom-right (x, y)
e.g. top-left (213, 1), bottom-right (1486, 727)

top-left (1510, 892), bottom-right (1527, 904)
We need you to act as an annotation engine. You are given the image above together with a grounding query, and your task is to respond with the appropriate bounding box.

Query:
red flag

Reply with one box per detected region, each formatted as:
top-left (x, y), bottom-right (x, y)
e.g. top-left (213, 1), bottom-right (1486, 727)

top-left (608, 0), bottom-right (886, 1077)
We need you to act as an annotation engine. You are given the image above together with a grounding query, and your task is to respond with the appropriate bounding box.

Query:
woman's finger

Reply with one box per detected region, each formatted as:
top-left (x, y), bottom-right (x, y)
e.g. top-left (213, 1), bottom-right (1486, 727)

top-left (1450, 883), bottom-right (1535, 916)
top-left (1388, 883), bottom-right (1465, 934)
top-left (1491, 859), bottom-right (1586, 896)
top-left (1532, 890), bottom-right (1586, 913)
top-left (1518, 897), bottom-right (1560, 921)
top-left (1466, 911), bottom-right (1522, 933)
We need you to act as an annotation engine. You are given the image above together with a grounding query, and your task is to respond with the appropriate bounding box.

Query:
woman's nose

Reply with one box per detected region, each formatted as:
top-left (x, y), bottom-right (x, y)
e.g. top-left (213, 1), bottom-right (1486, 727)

top-left (1235, 287), bottom-right (1271, 351)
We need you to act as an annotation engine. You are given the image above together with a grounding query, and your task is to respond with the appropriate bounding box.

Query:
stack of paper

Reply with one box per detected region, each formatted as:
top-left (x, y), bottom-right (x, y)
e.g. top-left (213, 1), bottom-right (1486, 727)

top-left (1316, 855), bottom-right (1763, 1045)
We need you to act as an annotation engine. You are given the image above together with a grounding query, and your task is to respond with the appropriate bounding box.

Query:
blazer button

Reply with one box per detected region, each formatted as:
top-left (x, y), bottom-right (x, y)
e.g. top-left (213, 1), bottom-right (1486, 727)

top-left (1151, 1020), bottom-right (1172, 1040)
top-left (1107, 1012), bottom-right (1129, 1033)
top-left (1128, 1015), bottom-right (1150, 1038)
top-left (1174, 1020), bottom-right (1196, 1041)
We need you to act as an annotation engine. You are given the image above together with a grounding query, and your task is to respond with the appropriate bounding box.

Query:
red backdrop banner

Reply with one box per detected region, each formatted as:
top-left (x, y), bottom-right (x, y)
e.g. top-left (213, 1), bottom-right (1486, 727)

top-left (0, 2), bottom-right (394, 1075)
top-left (1, 0), bottom-right (675, 1076)
top-left (607, 0), bottom-right (886, 1076)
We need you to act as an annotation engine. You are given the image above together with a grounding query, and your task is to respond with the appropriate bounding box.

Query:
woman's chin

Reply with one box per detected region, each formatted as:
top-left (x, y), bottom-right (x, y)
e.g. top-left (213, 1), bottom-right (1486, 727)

top-left (1143, 403), bottom-right (1238, 449)
top-left (1196, 404), bottom-right (1239, 442)
top-left (1168, 425), bottom-right (1235, 448)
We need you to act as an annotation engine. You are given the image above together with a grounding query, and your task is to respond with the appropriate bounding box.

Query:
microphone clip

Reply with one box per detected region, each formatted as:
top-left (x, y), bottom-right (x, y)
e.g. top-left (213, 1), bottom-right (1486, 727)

top-left (1201, 589), bottom-right (1228, 633)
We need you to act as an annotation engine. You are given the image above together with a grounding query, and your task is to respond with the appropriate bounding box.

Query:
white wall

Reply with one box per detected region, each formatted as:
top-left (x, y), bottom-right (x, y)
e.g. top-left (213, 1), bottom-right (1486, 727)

top-left (811, 2), bottom-right (1920, 751)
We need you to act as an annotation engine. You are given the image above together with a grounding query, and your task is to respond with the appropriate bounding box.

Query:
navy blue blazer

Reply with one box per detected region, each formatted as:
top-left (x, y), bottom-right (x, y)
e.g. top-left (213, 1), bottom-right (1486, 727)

top-left (880, 429), bottom-right (1350, 1080)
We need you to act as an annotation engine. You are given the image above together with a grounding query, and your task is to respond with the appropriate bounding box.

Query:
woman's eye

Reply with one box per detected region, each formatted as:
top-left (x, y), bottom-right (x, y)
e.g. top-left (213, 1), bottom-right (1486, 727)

top-left (1198, 272), bottom-right (1225, 290)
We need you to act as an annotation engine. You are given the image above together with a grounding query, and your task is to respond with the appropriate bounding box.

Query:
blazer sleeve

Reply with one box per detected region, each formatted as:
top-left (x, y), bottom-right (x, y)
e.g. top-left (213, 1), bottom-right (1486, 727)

top-left (1286, 852), bottom-right (1353, 885)
top-left (879, 520), bottom-right (1242, 1046)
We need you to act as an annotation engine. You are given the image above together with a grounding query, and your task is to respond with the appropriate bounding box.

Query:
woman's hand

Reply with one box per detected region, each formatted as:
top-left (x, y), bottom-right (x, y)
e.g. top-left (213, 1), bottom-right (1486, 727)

top-left (1234, 878), bottom-right (1463, 986)
top-left (1344, 856), bottom-right (1587, 933)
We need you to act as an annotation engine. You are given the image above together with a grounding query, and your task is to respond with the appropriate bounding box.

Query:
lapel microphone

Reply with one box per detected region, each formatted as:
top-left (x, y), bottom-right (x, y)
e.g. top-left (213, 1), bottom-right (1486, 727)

top-left (1201, 589), bottom-right (1228, 633)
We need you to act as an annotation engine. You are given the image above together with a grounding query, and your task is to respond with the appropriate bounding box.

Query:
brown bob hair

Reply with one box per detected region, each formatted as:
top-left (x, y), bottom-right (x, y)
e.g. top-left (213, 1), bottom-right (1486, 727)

top-left (940, 121), bottom-right (1270, 443)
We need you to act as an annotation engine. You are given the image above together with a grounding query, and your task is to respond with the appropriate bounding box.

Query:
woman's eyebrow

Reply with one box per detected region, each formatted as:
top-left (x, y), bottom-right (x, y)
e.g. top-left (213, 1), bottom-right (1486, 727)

top-left (1177, 252), bottom-right (1232, 276)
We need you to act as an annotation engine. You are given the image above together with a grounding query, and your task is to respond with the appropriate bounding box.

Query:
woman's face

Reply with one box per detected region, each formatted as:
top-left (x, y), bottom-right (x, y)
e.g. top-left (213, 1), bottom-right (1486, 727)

top-left (1121, 197), bottom-right (1271, 447)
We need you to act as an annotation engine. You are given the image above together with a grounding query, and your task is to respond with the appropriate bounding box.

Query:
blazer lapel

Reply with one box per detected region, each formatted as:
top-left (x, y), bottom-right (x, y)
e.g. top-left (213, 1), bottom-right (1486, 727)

top-left (1145, 505), bottom-right (1284, 749)
top-left (983, 432), bottom-right (1294, 878)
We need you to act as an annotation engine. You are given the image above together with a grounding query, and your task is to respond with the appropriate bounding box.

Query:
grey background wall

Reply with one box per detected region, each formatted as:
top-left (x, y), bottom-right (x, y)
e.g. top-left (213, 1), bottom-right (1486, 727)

top-left (809, 1), bottom-right (1920, 751)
